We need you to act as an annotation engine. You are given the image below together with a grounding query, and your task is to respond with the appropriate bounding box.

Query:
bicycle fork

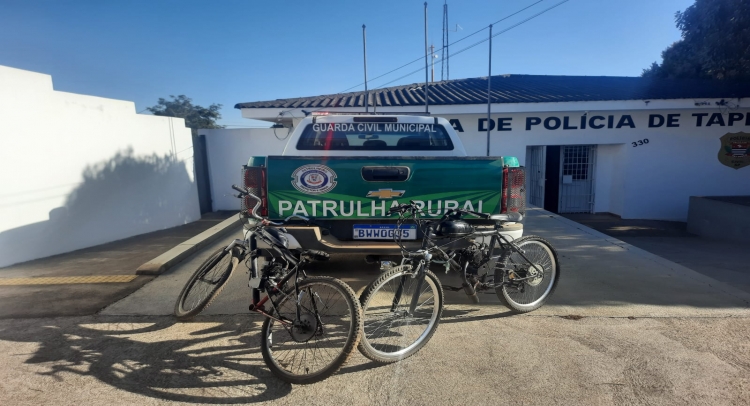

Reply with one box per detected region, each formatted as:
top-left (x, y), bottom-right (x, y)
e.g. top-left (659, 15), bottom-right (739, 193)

top-left (390, 259), bottom-right (428, 316)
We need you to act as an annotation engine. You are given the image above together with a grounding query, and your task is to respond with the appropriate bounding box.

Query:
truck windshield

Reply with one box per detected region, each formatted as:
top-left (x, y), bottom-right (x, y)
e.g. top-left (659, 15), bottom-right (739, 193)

top-left (296, 122), bottom-right (454, 151)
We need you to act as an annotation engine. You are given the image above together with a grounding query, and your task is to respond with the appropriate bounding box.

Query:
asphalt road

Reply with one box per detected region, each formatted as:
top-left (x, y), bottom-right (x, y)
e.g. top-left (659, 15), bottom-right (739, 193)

top-left (1, 208), bottom-right (749, 405)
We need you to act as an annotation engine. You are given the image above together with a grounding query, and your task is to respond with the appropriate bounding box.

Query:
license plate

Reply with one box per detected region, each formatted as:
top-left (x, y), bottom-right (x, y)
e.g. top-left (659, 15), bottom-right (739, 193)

top-left (353, 224), bottom-right (417, 240)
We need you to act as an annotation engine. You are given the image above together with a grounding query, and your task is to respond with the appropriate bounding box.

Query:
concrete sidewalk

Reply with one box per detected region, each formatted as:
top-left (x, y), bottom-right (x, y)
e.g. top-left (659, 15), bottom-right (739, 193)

top-left (0, 212), bottom-right (235, 318)
top-left (562, 212), bottom-right (750, 295)
top-left (102, 207), bottom-right (750, 318)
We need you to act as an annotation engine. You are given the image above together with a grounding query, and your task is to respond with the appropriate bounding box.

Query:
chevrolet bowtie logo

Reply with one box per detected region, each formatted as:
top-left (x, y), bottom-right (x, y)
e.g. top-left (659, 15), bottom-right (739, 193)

top-left (367, 189), bottom-right (405, 199)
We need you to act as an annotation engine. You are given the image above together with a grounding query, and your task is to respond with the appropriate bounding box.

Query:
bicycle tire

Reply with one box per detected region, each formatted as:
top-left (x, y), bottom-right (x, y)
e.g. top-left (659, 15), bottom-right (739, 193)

top-left (260, 276), bottom-right (362, 385)
top-left (358, 266), bottom-right (444, 364)
top-left (494, 235), bottom-right (560, 313)
top-left (173, 247), bottom-right (238, 321)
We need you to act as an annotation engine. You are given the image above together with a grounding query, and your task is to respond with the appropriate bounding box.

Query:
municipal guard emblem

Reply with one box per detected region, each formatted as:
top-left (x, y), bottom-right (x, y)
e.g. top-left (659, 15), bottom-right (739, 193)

top-left (718, 132), bottom-right (750, 170)
top-left (291, 164), bottom-right (338, 194)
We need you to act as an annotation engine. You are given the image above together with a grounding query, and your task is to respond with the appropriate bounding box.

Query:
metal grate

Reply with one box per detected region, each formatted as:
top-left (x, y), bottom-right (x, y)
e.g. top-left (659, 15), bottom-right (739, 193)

top-left (502, 167), bottom-right (526, 215)
top-left (526, 146), bottom-right (545, 207)
top-left (559, 145), bottom-right (596, 213)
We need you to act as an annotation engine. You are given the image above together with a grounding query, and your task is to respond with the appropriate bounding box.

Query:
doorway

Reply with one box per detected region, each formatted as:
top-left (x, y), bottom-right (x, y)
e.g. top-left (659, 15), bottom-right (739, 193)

top-left (192, 134), bottom-right (213, 214)
top-left (525, 145), bottom-right (597, 214)
top-left (559, 145), bottom-right (597, 213)
top-left (526, 146), bottom-right (546, 208)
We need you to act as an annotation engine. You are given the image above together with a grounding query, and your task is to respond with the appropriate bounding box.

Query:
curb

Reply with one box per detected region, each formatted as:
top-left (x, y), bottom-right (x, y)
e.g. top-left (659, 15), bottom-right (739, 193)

top-left (135, 215), bottom-right (242, 275)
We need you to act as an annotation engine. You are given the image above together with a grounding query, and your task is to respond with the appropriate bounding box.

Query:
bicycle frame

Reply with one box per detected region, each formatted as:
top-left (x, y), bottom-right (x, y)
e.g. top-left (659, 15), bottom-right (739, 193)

top-left (230, 187), bottom-right (315, 328)
top-left (391, 208), bottom-right (536, 305)
top-left (389, 222), bottom-right (435, 316)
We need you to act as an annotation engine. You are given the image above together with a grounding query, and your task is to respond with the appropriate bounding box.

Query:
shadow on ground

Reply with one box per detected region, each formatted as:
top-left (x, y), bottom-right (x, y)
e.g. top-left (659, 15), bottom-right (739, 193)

top-left (0, 304), bottom-right (513, 404)
top-left (0, 315), bottom-right (291, 404)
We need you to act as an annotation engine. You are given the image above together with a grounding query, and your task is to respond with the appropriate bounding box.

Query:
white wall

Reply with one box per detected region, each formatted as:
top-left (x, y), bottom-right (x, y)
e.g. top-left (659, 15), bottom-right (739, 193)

top-left (0, 65), bottom-right (200, 267)
top-left (201, 128), bottom-right (288, 211)
top-left (593, 144), bottom-right (626, 215)
top-left (439, 110), bottom-right (750, 220)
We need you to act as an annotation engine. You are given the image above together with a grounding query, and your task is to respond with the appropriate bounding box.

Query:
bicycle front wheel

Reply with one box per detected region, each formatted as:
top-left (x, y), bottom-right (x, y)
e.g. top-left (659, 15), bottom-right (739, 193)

top-left (260, 276), bottom-right (361, 385)
top-left (494, 235), bottom-right (560, 313)
top-left (358, 266), bottom-right (444, 364)
top-left (174, 247), bottom-right (238, 320)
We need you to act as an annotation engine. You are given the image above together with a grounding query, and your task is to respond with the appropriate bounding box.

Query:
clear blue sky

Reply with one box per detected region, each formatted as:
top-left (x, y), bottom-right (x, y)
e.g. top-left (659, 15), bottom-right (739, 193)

top-left (1, 0), bottom-right (694, 128)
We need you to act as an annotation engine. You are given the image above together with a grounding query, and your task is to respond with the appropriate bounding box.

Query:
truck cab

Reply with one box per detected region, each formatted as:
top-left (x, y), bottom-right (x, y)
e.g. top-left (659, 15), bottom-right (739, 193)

top-left (282, 114), bottom-right (467, 157)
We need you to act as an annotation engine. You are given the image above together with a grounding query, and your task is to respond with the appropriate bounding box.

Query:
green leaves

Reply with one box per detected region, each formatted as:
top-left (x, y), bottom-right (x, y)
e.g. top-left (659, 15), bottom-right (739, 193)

top-left (643, 0), bottom-right (750, 80)
top-left (146, 95), bottom-right (225, 130)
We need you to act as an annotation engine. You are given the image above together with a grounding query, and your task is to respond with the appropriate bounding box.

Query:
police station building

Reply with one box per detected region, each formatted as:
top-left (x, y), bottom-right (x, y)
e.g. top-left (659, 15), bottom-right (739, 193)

top-left (227, 74), bottom-right (750, 222)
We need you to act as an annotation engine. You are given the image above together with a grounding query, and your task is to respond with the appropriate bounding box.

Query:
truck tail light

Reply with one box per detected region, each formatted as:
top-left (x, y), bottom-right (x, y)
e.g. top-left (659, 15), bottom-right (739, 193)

top-left (501, 167), bottom-right (526, 215)
top-left (242, 165), bottom-right (267, 217)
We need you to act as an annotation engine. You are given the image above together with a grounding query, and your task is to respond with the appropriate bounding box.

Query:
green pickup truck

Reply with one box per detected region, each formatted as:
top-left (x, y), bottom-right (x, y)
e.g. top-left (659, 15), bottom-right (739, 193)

top-left (241, 114), bottom-right (525, 255)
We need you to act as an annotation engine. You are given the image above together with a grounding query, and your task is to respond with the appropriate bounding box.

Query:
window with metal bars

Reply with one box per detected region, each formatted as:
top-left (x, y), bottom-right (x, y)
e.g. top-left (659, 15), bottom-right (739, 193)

top-left (562, 146), bottom-right (590, 180)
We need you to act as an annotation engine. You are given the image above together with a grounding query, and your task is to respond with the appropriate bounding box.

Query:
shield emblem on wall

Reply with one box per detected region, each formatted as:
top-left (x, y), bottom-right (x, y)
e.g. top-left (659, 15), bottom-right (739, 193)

top-left (718, 132), bottom-right (750, 170)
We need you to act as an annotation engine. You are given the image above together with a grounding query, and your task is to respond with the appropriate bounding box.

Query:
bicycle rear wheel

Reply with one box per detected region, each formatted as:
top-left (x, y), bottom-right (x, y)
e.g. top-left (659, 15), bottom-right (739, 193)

top-left (174, 247), bottom-right (238, 320)
top-left (260, 276), bottom-right (361, 385)
top-left (494, 235), bottom-right (559, 313)
top-left (358, 265), bottom-right (444, 364)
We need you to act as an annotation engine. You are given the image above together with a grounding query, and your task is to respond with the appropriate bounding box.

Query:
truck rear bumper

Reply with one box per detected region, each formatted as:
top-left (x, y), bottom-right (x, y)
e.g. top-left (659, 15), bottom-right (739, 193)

top-left (280, 223), bottom-right (524, 255)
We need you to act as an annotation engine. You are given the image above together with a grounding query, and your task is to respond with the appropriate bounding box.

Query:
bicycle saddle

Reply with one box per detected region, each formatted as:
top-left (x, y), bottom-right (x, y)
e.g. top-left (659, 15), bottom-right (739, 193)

top-left (490, 212), bottom-right (523, 222)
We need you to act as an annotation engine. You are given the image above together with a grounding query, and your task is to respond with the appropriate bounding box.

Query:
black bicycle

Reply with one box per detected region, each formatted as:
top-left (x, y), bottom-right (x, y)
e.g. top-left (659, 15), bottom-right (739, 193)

top-left (358, 201), bottom-right (560, 363)
top-left (174, 185), bottom-right (362, 384)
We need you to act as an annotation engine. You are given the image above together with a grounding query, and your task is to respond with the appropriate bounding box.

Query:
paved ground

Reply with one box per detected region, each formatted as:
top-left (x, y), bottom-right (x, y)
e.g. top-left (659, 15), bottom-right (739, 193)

top-left (0, 212), bottom-right (233, 318)
top-left (102, 208), bottom-right (750, 318)
top-left (1, 313), bottom-right (748, 406)
top-left (1, 208), bottom-right (749, 405)
top-left (562, 213), bottom-right (750, 295)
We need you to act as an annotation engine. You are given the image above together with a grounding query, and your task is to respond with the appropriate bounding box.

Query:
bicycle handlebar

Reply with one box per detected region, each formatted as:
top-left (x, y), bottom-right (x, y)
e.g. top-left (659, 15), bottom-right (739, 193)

top-left (231, 184), bottom-right (246, 195)
top-left (388, 200), bottom-right (489, 220)
top-left (389, 200), bottom-right (415, 214)
top-left (232, 185), bottom-right (323, 228)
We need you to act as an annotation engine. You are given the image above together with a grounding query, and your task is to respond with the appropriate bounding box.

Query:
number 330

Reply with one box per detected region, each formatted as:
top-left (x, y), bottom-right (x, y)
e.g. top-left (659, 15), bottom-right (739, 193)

top-left (632, 139), bottom-right (649, 147)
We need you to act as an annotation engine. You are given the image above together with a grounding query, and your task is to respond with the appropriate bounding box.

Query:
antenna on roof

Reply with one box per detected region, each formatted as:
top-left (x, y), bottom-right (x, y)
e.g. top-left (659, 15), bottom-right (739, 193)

top-left (424, 2), bottom-right (429, 114)
top-left (362, 24), bottom-right (369, 113)
top-left (441, 1), bottom-right (461, 81)
top-left (442, 1), bottom-right (448, 81)
top-left (486, 24), bottom-right (492, 157)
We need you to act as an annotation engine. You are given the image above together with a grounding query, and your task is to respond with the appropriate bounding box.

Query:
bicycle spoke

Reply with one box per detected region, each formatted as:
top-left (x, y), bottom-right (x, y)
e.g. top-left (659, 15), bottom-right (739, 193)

top-left (178, 250), bottom-right (233, 314)
top-left (497, 237), bottom-right (558, 310)
top-left (361, 269), bottom-right (441, 359)
top-left (264, 280), bottom-right (354, 377)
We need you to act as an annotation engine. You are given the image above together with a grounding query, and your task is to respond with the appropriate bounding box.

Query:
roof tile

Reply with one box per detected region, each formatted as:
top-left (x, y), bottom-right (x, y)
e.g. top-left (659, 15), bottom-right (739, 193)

top-left (235, 74), bottom-right (750, 109)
